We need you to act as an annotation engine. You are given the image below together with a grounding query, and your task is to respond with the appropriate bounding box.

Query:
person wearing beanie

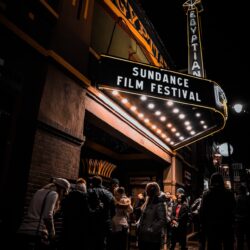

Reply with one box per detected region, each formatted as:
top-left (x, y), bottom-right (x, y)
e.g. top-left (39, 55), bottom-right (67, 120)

top-left (53, 177), bottom-right (70, 195)
top-left (16, 177), bottom-right (70, 249)
top-left (176, 188), bottom-right (185, 196)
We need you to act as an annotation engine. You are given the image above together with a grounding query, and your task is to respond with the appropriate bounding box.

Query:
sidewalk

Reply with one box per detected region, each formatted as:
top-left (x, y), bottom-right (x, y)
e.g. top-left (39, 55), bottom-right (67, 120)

top-left (129, 233), bottom-right (200, 250)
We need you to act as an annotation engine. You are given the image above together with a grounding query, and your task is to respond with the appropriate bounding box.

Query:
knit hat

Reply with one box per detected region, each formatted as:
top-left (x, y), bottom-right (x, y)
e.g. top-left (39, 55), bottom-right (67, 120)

top-left (53, 178), bottom-right (70, 194)
top-left (176, 187), bottom-right (185, 195)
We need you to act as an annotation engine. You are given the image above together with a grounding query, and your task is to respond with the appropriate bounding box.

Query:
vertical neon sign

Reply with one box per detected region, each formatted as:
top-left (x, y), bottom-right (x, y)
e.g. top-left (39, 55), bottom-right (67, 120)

top-left (183, 0), bottom-right (205, 78)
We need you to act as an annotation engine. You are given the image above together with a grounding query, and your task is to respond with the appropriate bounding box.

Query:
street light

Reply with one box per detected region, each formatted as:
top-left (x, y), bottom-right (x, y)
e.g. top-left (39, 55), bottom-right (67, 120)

top-left (231, 103), bottom-right (248, 114)
top-left (232, 103), bottom-right (243, 113)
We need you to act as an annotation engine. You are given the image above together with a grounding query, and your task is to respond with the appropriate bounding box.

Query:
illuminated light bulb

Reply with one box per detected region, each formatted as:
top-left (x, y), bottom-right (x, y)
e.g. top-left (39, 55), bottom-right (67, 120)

top-left (167, 100), bottom-right (174, 106)
top-left (130, 106), bottom-right (137, 111)
top-left (171, 127), bottom-right (176, 132)
top-left (121, 98), bottom-right (128, 104)
top-left (138, 113), bottom-right (144, 118)
top-left (148, 103), bottom-right (155, 109)
top-left (151, 125), bottom-right (157, 130)
top-left (179, 114), bottom-right (185, 119)
top-left (173, 108), bottom-right (179, 113)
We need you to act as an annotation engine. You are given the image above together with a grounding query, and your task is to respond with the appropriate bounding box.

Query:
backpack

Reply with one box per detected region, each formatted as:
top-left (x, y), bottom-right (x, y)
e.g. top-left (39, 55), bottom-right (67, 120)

top-left (88, 189), bottom-right (105, 216)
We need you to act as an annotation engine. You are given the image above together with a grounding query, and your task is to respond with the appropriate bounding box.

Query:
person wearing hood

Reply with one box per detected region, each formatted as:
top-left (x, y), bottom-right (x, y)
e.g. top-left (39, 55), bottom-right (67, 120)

top-left (111, 186), bottom-right (133, 250)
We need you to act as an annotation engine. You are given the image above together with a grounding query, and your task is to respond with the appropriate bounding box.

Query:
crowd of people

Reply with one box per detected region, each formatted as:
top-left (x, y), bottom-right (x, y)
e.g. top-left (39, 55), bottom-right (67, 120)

top-left (14, 172), bottom-right (250, 250)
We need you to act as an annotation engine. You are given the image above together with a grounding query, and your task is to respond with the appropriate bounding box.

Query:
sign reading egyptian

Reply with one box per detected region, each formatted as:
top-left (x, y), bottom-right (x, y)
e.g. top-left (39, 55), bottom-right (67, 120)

top-left (97, 55), bottom-right (225, 112)
top-left (186, 4), bottom-right (205, 77)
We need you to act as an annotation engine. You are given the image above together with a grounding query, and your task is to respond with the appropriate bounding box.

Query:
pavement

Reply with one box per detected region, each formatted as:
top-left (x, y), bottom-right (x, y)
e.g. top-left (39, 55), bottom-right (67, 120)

top-left (129, 232), bottom-right (200, 250)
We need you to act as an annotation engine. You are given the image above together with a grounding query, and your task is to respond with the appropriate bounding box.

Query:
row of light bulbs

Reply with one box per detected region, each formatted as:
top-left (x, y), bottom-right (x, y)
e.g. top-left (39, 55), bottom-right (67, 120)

top-left (112, 90), bottom-right (208, 146)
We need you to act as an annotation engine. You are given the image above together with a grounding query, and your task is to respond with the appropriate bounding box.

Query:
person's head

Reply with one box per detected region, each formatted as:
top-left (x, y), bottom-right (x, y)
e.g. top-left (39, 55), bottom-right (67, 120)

top-left (111, 178), bottom-right (119, 190)
top-left (53, 177), bottom-right (70, 195)
top-left (165, 191), bottom-right (171, 198)
top-left (210, 172), bottom-right (224, 188)
top-left (114, 186), bottom-right (125, 199)
top-left (76, 177), bottom-right (87, 193)
top-left (145, 182), bottom-right (161, 198)
top-left (138, 191), bottom-right (146, 200)
top-left (176, 187), bottom-right (185, 196)
top-left (177, 194), bottom-right (186, 204)
top-left (92, 175), bottom-right (102, 187)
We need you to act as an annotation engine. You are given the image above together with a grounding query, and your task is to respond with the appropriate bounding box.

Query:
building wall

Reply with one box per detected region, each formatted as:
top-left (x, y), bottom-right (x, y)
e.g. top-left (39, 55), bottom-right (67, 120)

top-left (25, 63), bottom-right (86, 207)
top-left (0, 0), bottom-right (94, 236)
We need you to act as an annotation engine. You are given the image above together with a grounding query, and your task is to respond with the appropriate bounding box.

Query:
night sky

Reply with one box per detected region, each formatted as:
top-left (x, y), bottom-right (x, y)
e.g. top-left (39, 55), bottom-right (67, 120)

top-left (140, 0), bottom-right (250, 168)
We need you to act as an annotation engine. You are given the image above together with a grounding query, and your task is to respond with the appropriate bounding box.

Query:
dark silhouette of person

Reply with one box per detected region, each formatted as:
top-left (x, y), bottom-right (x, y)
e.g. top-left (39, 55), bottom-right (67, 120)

top-left (170, 194), bottom-right (189, 250)
top-left (137, 182), bottom-right (167, 250)
top-left (235, 185), bottom-right (250, 250)
top-left (133, 191), bottom-right (146, 222)
top-left (88, 176), bottom-right (115, 250)
top-left (200, 172), bottom-right (235, 250)
top-left (61, 178), bottom-right (89, 250)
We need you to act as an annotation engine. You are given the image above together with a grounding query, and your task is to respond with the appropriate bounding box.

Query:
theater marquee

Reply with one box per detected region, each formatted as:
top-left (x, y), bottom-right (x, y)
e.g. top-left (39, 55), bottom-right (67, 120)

top-left (97, 55), bottom-right (226, 112)
top-left (96, 55), bottom-right (227, 150)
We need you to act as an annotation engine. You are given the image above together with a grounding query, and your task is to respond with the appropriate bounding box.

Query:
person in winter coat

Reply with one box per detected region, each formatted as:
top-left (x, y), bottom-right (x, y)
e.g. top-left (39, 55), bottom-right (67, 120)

top-left (200, 172), bottom-right (235, 250)
top-left (88, 175), bottom-right (115, 250)
top-left (17, 177), bottom-right (70, 250)
top-left (234, 185), bottom-right (250, 250)
top-left (170, 194), bottom-right (190, 250)
top-left (137, 182), bottom-right (167, 250)
top-left (111, 186), bottom-right (133, 250)
top-left (61, 178), bottom-right (89, 250)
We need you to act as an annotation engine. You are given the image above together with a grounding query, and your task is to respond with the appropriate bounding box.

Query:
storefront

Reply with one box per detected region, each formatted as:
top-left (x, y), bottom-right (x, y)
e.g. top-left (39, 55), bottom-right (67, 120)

top-left (0, 0), bottom-right (227, 236)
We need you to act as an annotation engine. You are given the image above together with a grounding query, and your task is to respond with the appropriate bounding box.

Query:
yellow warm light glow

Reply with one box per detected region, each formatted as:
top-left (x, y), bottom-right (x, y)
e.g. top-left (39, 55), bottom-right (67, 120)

top-left (131, 106), bottom-right (137, 111)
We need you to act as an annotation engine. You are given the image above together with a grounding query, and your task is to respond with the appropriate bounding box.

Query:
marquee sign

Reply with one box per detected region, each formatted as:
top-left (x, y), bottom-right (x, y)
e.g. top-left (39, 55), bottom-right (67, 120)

top-left (97, 55), bottom-right (226, 113)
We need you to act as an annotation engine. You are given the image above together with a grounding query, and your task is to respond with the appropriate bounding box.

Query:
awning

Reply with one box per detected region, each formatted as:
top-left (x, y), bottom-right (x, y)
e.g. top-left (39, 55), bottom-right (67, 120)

top-left (95, 54), bottom-right (227, 150)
